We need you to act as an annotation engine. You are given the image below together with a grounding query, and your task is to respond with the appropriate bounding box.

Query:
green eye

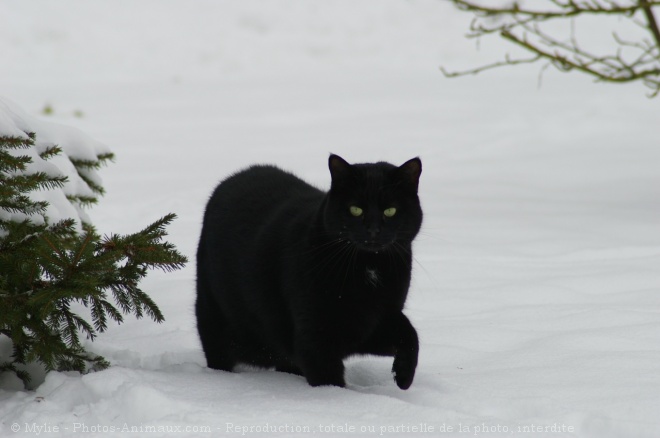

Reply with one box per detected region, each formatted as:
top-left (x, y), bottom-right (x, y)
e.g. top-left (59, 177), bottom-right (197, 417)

top-left (383, 207), bottom-right (397, 217)
top-left (349, 206), bottom-right (363, 217)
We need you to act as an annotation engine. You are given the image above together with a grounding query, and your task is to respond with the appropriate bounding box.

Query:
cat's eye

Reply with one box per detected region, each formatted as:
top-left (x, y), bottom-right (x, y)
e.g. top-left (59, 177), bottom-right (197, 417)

top-left (383, 207), bottom-right (397, 217)
top-left (349, 206), bottom-right (363, 217)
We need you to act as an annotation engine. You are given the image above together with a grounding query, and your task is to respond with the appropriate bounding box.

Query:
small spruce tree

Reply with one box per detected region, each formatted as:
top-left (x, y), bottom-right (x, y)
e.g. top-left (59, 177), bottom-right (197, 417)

top-left (0, 104), bottom-right (187, 387)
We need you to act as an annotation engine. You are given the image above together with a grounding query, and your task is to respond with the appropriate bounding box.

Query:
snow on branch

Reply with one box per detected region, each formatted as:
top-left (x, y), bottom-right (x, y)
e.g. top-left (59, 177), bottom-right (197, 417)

top-left (0, 97), bottom-right (114, 232)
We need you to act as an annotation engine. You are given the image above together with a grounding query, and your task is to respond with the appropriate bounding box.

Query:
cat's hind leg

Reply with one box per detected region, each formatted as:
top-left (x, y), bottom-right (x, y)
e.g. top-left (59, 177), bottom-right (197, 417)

top-left (195, 290), bottom-right (237, 372)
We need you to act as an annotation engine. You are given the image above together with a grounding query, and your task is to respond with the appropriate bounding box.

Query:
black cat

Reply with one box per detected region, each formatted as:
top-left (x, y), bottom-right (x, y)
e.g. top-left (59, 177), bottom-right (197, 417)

top-left (195, 154), bottom-right (422, 389)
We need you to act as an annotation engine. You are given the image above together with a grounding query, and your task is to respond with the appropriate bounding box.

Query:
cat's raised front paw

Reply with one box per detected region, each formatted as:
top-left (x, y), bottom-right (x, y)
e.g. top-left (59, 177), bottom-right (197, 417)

top-left (392, 353), bottom-right (417, 390)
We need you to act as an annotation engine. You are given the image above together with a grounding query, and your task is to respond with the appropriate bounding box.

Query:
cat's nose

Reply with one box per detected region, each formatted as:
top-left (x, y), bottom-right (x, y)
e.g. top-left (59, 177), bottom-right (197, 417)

top-left (368, 227), bottom-right (380, 238)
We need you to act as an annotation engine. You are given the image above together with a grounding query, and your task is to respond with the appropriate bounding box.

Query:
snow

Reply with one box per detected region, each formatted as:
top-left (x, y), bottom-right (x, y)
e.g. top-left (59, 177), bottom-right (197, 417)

top-left (1, 1), bottom-right (659, 437)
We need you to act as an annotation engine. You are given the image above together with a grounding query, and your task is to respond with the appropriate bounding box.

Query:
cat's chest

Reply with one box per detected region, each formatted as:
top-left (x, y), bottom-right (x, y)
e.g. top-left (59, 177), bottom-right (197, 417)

top-left (308, 265), bottom-right (406, 346)
top-left (333, 265), bottom-right (392, 299)
top-left (364, 267), bottom-right (380, 288)
top-left (330, 266), bottom-right (408, 313)
top-left (303, 252), bottom-right (409, 305)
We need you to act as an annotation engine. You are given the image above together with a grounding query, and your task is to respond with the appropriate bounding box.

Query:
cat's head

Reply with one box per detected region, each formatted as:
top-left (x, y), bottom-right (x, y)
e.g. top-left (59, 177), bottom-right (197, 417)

top-left (323, 154), bottom-right (422, 253)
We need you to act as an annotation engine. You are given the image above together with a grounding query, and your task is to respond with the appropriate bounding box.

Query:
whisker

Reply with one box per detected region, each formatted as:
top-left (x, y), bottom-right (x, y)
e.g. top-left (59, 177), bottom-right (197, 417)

top-left (305, 240), bottom-right (353, 275)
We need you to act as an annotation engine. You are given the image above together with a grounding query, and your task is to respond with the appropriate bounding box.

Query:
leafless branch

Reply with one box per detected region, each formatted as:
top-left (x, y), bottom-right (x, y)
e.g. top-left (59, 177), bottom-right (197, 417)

top-left (440, 54), bottom-right (542, 77)
top-left (443, 0), bottom-right (660, 97)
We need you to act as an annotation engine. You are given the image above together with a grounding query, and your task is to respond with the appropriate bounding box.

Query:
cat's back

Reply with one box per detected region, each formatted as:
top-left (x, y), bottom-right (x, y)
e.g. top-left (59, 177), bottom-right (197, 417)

top-left (207, 164), bottom-right (320, 210)
top-left (202, 164), bottom-right (323, 243)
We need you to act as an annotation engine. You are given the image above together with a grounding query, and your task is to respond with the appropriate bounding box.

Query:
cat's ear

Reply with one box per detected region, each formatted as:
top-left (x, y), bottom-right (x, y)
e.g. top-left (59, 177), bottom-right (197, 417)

top-left (398, 157), bottom-right (422, 190)
top-left (328, 154), bottom-right (351, 180)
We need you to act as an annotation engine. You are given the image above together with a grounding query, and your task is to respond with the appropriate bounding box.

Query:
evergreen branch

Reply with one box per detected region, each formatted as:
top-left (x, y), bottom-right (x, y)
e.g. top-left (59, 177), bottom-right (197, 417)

top-left (0, 197), bottom-right (49, 216)
top-left (0, 134), bottom-right (35, 150)
top-left (37, 234), bottom-right (68, 282)
top-left (89, 297), bottom-right (124, 332)
top-left (66, 195), bottom-right (98, 208)
top-left (47, 219), bottom-right (79, 240)
top-left (8, 172), bottom-right (67, 192)
top-left (132, 288), bottom-right (165, 323)
top-left (96, 152), bottom-right (115, 165)
top-left (68, 156), bottom-right (111, 198)
top-left (69, 152), bottom-right (115, 170)
top-left (0, 362), bottom-right (31, 386)
top-left (1, 129), bottom-right (186, 385)
top-left (109, 284), bottom-right (134, 315)
top-left (72, 232), bottom-right (95, 267)
top-left (100, 298), bottom-right (124, 324)
top-left (38, 145), bottom-right (63, 161)
top-left (0, 152), bottom-right (32, 173)
top-left (65, 309), bottom-right (96, 343)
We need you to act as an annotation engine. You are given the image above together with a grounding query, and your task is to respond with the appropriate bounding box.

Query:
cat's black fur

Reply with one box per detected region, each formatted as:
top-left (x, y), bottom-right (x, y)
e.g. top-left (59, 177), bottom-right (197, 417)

top-left (195, 154), bottom-right (422, 389)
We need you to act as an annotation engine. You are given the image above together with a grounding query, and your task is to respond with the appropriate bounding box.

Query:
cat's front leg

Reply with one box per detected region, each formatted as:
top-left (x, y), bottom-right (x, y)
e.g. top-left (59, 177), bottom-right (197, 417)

top-left (391, 313), bottom-right (419, 390)
top-left (302, 359), bottom-right (346, 388)
top-left (358, 312), bottom-right (419, 389)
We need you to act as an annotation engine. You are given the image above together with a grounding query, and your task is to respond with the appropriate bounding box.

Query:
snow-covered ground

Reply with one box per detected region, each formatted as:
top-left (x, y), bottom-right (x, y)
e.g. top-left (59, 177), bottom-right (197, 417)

top-left (1, 1), bottom-right (659, 437)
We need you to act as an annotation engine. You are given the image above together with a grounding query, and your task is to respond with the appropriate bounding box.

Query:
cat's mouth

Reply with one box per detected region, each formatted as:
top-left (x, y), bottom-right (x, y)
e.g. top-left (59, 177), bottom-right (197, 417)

top-left (355, 240), bottom-right (392, 253)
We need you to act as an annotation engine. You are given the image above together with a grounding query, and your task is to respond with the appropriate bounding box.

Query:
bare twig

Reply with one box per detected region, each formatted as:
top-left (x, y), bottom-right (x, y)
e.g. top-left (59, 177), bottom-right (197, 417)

top-left (440, 54), bottom-right (542, 77)
top-left (444, 0), bottom-right (660, 96)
